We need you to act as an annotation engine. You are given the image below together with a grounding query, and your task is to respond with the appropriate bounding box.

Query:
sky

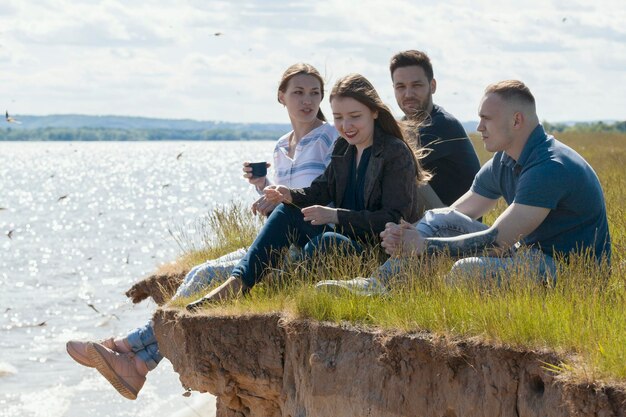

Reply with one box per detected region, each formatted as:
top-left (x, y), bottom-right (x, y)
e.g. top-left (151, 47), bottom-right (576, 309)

top-left (1, 0), bottom-right (625, 124)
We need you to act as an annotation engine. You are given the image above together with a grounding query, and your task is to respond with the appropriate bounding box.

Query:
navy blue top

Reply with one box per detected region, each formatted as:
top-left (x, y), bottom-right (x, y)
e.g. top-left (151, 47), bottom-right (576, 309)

top-left (342, 146), bottom-right (372, 211)
top-left (418, 105), bottom-right (481, 205)
top-left (472, 125), bottom-right (611, 264)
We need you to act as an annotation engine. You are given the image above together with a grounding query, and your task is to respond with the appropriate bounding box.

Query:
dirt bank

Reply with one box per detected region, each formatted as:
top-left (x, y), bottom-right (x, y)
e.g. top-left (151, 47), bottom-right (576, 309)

top-left (134, 273), bottom-right (626, 416)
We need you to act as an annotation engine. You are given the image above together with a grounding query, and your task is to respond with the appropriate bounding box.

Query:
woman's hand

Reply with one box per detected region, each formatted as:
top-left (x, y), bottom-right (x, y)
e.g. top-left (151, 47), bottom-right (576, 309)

top-left (264, 185), bottom-right (292, 205)
top-left (380, 220), bottom-right (424, 256)
top-left (243, 161), bottom-right (271, 191)
top-left (251, 195), bottom-right (278, 217)
top-left (301, 205), bottom-right (338, 226)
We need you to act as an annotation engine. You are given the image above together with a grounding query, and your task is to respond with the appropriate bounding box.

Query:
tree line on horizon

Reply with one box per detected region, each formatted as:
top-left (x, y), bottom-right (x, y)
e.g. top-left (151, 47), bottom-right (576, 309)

top-left (0, 127), bottom-right (286, 141)
top-left (542, 120), bottom-right (626, 134)
top-left (1, 120), bottom-right (624, 141)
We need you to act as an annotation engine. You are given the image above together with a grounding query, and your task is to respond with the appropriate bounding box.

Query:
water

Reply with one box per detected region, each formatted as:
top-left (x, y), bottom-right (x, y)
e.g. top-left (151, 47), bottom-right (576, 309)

top-left (0, 141), bottom-right (274, 417)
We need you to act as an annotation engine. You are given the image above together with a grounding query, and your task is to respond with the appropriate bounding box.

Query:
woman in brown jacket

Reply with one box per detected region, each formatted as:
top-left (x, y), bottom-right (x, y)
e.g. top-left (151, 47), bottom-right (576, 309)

top-left (187, 73), bottom-right (430, 308)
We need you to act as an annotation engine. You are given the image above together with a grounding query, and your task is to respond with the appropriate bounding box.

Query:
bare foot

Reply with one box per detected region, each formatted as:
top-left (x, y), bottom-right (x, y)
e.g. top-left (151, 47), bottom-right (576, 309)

top-left (186, 276), bottom-right (244, 312)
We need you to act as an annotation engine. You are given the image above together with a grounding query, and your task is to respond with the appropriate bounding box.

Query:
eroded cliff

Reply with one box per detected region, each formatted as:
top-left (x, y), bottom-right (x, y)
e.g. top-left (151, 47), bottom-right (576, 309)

top-left (133, 274), bottom-right (626, 417)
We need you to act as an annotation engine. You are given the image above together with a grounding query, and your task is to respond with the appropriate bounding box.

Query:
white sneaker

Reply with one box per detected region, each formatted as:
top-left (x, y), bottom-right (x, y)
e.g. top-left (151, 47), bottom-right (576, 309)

top-left (315, 277), bottom-right (387, 296)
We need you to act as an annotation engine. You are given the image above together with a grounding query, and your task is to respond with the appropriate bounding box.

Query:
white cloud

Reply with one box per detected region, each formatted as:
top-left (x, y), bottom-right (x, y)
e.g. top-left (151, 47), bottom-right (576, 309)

top-left (10, 1), bottom-right (175, 47)
top-left (0, 2), bottom-right (17, 15)
top-left (0, 0), bottom-right (624, 123)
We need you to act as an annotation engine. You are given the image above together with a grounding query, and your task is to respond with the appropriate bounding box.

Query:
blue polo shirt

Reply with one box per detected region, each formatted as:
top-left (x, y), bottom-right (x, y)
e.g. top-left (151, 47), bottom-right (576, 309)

top-left (471, 125), bottom-right (611, 264)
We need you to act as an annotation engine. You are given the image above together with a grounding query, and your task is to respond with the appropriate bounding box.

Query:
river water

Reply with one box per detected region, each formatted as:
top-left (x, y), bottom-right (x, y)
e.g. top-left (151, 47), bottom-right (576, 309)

top-left (0, 141), bottom-right (273, 417)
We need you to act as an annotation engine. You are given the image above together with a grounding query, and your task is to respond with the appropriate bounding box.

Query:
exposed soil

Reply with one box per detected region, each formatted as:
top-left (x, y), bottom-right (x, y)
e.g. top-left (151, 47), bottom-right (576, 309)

top-left (151, 309), bottom-right (624, 417)
top-left (130, 274), bottom-right (626, 416)
top-left (125, 269), bottom-right (186, 305)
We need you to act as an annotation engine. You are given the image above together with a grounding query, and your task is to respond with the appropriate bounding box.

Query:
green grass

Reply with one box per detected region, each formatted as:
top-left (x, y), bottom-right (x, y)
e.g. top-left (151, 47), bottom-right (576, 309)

top-left (168, 131), bottom-right (626, 384)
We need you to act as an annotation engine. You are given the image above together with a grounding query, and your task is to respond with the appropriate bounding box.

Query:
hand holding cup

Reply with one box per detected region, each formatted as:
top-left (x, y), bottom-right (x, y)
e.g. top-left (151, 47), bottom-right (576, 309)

top-left (243, 161), bottom-right (270, 190)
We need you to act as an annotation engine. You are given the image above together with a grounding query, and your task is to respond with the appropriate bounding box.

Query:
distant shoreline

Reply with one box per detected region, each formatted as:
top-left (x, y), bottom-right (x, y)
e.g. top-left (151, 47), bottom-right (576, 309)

top-left (0, 114), bottom-right (292, 141)
top-left (1, 115), bottom-right (623, 141)
top-left (0, 127), bottom-right (285, 141)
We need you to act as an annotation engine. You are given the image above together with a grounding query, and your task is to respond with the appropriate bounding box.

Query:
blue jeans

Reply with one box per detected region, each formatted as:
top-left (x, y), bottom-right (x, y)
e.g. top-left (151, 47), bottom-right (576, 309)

top-left (232, 203), bottom-right (362, 288)
top-left (127, 204), bottom-right (362, 369)
top-left (126, 250), bottom-right (247, 369)
top-left (174, 248), bottom-right (247, 298)
top-left (127, 251), bottom-right (237, 369)
top-left (126, 254), bottom-right (236, 369)
top-left (126, 320), bottom-right (161, 370)
top-left (377, 208), bottom-right (557, 285)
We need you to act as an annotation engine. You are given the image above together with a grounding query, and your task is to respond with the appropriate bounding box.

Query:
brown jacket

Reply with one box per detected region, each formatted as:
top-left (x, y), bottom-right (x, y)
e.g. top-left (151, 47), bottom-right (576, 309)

top-left (290, 128), bottom-right (419, 240)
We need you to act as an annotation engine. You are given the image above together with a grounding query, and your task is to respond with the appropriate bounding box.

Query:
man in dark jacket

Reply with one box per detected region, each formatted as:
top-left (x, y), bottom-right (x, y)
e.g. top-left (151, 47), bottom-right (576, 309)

top-left (390, 50), bottom-right (481, 207)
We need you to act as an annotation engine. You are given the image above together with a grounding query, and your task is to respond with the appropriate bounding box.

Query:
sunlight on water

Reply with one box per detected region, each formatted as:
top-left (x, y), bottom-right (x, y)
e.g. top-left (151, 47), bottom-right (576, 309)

top-left (0, 140), bottom-right (274, 417)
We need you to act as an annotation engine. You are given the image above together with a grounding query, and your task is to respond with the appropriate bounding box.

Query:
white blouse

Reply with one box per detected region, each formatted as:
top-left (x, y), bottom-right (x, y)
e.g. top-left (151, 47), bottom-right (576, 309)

top-left (268, 123), bottom-right (338, 189)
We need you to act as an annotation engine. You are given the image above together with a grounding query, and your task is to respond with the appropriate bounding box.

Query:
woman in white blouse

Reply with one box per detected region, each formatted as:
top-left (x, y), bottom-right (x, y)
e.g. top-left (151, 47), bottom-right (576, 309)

top-left (178, 63), bottom-right (338, 296)
top-left (65, 63), bottom-right (338, 400)
top-left (244, 63), bottom-right (338, 216)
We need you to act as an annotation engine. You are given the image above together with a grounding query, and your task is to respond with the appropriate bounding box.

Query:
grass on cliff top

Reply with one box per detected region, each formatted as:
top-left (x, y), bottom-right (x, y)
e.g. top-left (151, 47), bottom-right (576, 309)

top-left (168, 131), bottom-right (626, 384)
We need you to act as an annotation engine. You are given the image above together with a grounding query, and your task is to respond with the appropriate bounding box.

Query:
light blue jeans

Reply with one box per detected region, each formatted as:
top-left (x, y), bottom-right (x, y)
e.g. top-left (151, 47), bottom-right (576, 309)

top-left (126, 249), bottom-right (247, 368)
top-left (126, 235), bottom-right (335, 368)
top-left (126, 320), bottom-right (161, 370)
top-left (174, 248), bottom-right (247, 298)
top-left (377, 208), bottom-right (557, 286)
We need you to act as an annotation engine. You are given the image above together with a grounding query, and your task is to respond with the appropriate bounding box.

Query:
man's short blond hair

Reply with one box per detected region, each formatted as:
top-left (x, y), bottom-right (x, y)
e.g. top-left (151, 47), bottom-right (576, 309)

top-left (485, 80), bottom-right (535, 108)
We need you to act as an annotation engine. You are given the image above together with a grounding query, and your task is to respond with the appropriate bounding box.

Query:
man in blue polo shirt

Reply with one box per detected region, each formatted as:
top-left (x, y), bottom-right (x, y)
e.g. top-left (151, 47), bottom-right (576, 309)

top-left (318, 80), bottom-right (610, 294)
top-left (390, 50), bottom-right (481, 207)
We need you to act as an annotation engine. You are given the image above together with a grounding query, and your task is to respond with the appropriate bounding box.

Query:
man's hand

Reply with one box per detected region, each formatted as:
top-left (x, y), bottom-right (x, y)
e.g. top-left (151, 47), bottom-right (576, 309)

top-left (264, 185), bottom-right (292, 205)
top-left (301, 205), bottom-right (338, 226)
top-left (251, 195), bottom-right (278, 216)
top-left (380, 220), bottom-right (425, 256)
top-left (403, 203), bottom-right (550, 257)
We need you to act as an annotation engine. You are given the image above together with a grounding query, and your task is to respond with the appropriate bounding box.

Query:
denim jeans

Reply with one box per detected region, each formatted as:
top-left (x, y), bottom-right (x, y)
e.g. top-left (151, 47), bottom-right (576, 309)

top-left (126, 250), bottom-right (243, 369)
top-left (126, 204), bottom-right (362, 369)
top-left (126, 320), bottom-right (161, 370)
top-left (232, 203), bottom-right (362, 288)
top-left (126, 249), bottom-right (248, 369)
top-left (377, 208), bottom-right (557, 285)
top-left (174, 248), bottom-right (247, 298)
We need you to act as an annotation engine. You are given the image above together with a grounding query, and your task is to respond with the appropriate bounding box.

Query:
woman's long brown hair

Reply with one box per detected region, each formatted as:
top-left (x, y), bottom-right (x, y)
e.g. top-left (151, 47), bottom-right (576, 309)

top-left (330, 73), bottom-right (430, 185)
